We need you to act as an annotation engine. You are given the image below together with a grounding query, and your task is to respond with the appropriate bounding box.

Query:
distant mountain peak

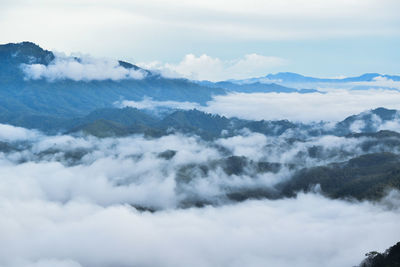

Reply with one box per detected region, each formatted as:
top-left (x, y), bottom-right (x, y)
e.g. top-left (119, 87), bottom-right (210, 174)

top-left (370, 107), bottom-right (398, 119)
top-left (0, 41), bottom-right (54, 65)
top-left (263, 72), bottom-right (400, 83)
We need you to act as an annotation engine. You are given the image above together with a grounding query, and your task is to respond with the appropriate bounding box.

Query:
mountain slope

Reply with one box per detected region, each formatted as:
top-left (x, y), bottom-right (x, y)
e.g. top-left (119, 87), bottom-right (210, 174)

top-left (279, 152), bottom-right (400, 200)
top-left (334, 107), bottom-right (399, 135)
top-left (198, 80), bottom-right (320, 93)
top-left (0, 42), bottom-right (226, 119)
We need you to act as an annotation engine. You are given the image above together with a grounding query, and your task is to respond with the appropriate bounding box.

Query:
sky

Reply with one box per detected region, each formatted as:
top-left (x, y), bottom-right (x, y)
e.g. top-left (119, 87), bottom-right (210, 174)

top-left (1, 0), bottom-right (399, 79)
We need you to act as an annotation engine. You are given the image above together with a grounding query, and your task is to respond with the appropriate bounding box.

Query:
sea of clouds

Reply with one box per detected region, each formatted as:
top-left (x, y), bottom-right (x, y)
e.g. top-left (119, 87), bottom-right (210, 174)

top-left (9, 55), bottom-right (400, 266)
top-left (1, 126), bottom-right (380, 208)
top-left (119, 89), bottom-right (400, 123)
top-left (2, 193), bottom-right (400, 267)
top-left (1, 122), bottom-right (400, 267)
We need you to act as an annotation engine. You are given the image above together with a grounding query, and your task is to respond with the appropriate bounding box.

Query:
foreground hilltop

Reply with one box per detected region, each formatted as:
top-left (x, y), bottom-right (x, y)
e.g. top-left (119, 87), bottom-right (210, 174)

top-left (359, 242), bottom-right (400, 267)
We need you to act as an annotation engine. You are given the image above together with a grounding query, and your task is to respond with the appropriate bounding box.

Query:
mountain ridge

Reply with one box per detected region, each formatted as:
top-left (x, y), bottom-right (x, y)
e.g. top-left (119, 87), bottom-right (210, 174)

top-left (228, 71), bottom-right (400, 84)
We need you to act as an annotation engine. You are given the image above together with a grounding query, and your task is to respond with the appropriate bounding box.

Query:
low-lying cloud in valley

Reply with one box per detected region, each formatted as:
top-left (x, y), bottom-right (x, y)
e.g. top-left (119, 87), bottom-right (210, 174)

top-left (120, 89), bottom-right (400, 122)
top-left (1, 121), bottom-right (399, 207)
top-left (206, 90), bottom-right (400, 122)
top-left (0, 122), bottom-right (400, 266)
top-left (2, 193), bottom-right (400, 267)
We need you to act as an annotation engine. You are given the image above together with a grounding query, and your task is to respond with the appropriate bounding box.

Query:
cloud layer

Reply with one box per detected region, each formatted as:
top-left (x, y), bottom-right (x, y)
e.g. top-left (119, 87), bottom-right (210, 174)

top-left (0, 122), bottom-right (400, 266)
top-left (119, 89), bottom-right (400, 122)
top-left (1, 122), bottom-right (397, 208)
top-left (205, 90), bottom-right (400, 122)
top-left (2, 193), bottom-right (400, 267)
top-left (22, 56), bottom-right (147, 81)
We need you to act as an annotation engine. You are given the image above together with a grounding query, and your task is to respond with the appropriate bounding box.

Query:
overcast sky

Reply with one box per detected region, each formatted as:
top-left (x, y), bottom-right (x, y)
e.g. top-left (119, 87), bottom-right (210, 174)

top-left (1, 0), bottom-right (399, 78)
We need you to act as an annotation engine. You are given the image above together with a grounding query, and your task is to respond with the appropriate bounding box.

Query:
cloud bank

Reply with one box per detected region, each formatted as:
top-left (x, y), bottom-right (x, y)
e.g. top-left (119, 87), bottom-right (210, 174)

top-left (138, 53), bottom-right (285, 81)
top-left (0, 123), bottom-right (400, 266)
top-left (0, 123), bottom-right (39, 141)
top-left (206, 90), bottom-right (400, 122)
top-left (22, 56), bottom-right (147, 81)
top-left (1, 193), bottom-right (400, 267)
top-left (119, 90), bottom-right (400, 122)
top-left (0, 124), bottom-right (398, 208)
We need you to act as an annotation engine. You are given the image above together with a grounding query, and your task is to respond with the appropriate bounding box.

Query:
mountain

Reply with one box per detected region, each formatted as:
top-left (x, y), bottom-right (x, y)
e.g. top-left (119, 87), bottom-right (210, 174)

top-left (264, 72), bottom-right (400, 83)
top-left (0, 42), bottom-right (227, 119)
top-left (224, 72), bottom-right (400, 88)
top-left (0, 42), bottom-right (324, 126)
top-left (197, 80), bottom-right (320, 93)
top-left (279, 152), bottom-right (400, 200)
top-left (69, 108), bottom-right (235, 139)
top-left (175, 150), bottom-right (400, 205)
top-left (334, 107), bottom-right (399, 135)
top-left (2, 104), bottom-right (399, 140)
top-left (1, 42), bottom-right (400, 140)
top-left (50, 107), bottom-right (400, 139)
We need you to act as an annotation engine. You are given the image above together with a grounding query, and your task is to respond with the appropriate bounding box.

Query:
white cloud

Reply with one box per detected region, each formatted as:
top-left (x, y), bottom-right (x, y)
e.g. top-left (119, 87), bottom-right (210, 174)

top-left (0, 127), bottom-right (394, 209)
top-left (352, 76), bottom-right (400, 89)
top-left (216, 131), bottom-right (268, 161)
top-left (0, 123), bottom-right (399, 266)
top-left (22, 55), bottom-right (147, 81)
top-left (349, 120), bottom-right (366, 133)
top-left (118, 89), bottom-right (400, 123)
top-left (1, 193), bottom-right (400, 267)
top-left (377, 111), bottom-right (400, 132)
top-left (138, 53), bottom-right (285, 81)
top-left (204, 90), bottom-right (400, 122)
top-left (0, 123), bottom-right (39, 141)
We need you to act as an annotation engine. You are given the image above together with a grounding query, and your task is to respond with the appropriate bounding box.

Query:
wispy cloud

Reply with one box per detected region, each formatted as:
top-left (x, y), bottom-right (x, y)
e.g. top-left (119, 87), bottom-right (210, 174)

top-left (138, 53), bottom-right (285, 81)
